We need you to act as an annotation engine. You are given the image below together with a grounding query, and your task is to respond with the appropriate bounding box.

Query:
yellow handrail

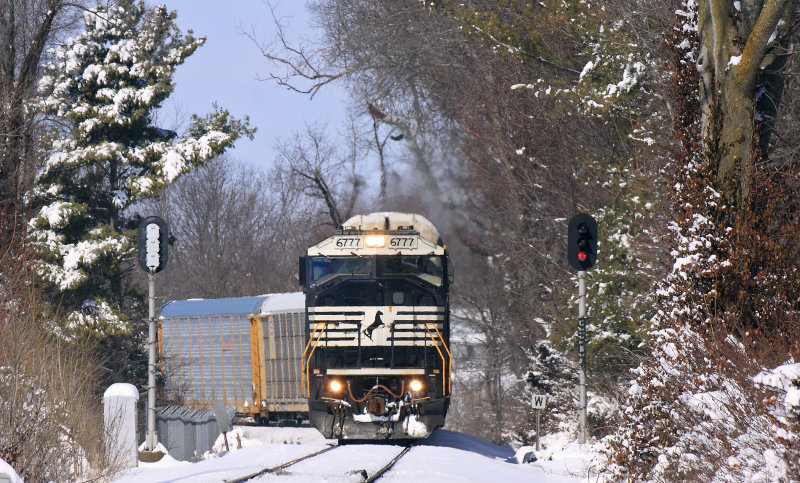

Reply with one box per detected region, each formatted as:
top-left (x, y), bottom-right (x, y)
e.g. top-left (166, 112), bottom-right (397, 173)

top-left (428, 322), bottom-right (452, 394)
top-left (301, 322), bottom-right (325, 370)
top-left (423, 323), bottom-right (451, 395)
top-left (302, 322), bottom-right (327, 396)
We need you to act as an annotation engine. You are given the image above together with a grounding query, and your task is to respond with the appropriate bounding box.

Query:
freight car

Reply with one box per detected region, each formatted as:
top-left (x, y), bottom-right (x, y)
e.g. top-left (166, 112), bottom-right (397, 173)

top-left (299, 212), bottom-right (453, 440)
top-left (158, 292), bottom-right (307, 424)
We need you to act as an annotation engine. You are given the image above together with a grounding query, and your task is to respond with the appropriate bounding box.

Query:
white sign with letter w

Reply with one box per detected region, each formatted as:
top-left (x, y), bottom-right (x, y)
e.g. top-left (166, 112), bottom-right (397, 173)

top-left (531, 394), bottom-right (548, 410)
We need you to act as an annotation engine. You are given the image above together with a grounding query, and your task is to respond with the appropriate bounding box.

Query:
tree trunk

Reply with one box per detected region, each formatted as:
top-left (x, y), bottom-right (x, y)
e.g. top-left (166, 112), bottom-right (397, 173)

top-left (718, 81), bottom-right (755, 202)
top-left (696, 0), bottom-right (795, 207)
top-left (0, 1), bottom-right (61, 215)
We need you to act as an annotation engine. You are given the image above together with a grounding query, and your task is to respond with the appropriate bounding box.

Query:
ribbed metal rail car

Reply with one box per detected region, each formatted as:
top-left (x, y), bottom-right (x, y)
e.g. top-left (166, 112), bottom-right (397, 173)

top-left (158, 292), bottom-right (308, 424)
top-left (299, 212), bottom-right (453, 440)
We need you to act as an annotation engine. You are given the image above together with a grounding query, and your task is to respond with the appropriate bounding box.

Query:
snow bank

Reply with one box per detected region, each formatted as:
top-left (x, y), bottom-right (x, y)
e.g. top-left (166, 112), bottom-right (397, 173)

top-left (115, 427), bottom-right (585, 482)
top-left (205, 426), bottom-right (328, 458)
top-left (0, 457), bottom-right (22, 483)
top-left (136, 441), bottom-right (189, 469)
top-left (529, 431), bottom-right (601, 479)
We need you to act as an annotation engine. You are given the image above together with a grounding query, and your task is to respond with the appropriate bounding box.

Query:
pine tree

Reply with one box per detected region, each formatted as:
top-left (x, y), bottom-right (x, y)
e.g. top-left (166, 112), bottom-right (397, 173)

top-left (27, 1), bottom-right (254, 379)
top-left (509, 340), bottom-right (577, 446)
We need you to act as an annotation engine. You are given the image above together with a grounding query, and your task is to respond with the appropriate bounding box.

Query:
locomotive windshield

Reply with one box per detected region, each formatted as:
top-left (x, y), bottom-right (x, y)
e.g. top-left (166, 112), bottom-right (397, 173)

top-left (310, 256), bottom-right (371, 285)
top-left (309, 254), bottom-right (445, 287)
top-left (378, 255), bottom-right (444, 286)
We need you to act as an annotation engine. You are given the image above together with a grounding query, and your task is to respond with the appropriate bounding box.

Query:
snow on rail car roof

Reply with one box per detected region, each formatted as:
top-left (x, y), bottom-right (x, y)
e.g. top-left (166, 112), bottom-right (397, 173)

top-left (258, 292), bottom-right (305, 314)
top-left (159, 292), bottom-right (304, 318)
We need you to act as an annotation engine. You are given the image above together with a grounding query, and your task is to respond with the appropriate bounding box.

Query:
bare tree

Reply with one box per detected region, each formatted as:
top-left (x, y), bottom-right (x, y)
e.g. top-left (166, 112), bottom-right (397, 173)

top-left (696, 0), bottom-right (798, 205)
top-left (143, 156), bottom-right (309, 300)
top-left (274, 123), bottom-right (365, 228)
top-left (254, 1), bottom-right (476, 225)
top-left (0, 0), bottom-right (89, 221)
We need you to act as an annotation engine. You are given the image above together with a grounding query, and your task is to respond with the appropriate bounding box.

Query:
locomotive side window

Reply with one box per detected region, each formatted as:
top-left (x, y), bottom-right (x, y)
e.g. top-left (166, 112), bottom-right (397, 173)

top-left (310, 256), bottom-right (371, 285)
top-left (378, 255), bottom-right (444, 286)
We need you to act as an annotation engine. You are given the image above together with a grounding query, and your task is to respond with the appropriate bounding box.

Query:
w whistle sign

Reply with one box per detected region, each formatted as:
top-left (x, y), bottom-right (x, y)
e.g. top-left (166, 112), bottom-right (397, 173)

top-left (532, 394), bottom-right (548, 410)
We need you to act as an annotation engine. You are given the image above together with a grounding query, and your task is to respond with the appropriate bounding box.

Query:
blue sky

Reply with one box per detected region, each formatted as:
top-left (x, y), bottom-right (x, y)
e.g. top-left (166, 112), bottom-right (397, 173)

top-left (157, 1), bottom-right (348, 171)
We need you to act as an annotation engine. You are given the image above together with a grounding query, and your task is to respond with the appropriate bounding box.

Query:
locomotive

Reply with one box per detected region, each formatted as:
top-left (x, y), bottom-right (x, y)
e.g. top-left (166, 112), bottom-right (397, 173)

top-left (299, 212), bottom-right (452, 440)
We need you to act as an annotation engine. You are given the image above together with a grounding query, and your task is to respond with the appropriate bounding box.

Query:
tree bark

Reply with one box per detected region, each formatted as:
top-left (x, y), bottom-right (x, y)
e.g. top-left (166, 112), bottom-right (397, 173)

top-left (0, 1), bottom-right (62, 215)
top-left (696, 0), bottom-right (795, 206)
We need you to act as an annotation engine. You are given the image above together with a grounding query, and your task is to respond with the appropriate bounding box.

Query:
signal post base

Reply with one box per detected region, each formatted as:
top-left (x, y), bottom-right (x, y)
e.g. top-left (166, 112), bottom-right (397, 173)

top-left (138, 450), bottom-right (164, 463)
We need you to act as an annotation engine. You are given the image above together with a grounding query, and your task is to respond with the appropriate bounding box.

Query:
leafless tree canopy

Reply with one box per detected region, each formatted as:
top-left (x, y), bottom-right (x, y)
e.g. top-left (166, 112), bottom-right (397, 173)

top-left (253, 0), bottom-right (675, 442)
top-left (140, 156), bottom-right (314, 300)
top-left (274, 123), bottom-right (366, 228)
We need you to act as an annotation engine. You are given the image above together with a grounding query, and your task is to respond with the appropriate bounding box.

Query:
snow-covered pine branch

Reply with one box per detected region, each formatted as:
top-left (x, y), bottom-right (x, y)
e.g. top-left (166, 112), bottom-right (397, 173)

top-left (27, 0), bottom-right (254, 339)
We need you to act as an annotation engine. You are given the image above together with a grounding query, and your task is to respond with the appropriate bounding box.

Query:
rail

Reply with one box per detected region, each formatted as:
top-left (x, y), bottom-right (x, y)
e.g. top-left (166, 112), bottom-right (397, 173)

top-left (223, 444), bottom-right (337, 483)
top-left (365, 444), bottom-right (413, 482)
top-left (223, 443), bottom-right (413, 483)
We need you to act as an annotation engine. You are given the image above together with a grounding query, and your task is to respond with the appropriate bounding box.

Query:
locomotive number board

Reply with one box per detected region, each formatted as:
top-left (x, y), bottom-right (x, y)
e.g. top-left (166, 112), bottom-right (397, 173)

top-left (333, 236), bottom-right (418, 249)
top-left (335, 237), bottom-right (362, 248)
top-left (389, 237), bottom-right (417, 248)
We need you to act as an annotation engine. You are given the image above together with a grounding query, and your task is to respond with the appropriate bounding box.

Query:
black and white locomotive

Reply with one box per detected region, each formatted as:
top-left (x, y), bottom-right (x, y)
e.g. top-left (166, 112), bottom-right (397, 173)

top-left (299, 212), bottom-right (452, 440)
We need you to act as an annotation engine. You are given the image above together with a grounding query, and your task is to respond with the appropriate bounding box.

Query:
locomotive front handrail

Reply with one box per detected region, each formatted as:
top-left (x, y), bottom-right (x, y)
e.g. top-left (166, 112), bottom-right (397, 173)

top-left (422, 322), bottom-right (451, 395)
top-left (302, 322), bottom-right (328, 396)
top-left (428, 322), bottom-right (452, 394)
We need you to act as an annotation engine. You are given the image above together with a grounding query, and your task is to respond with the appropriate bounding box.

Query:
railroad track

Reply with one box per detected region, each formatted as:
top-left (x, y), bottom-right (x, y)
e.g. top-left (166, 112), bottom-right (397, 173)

top-left (224, 442), bottom-right (414, 482)
top-left (364, 444), bottom-right (413, 483)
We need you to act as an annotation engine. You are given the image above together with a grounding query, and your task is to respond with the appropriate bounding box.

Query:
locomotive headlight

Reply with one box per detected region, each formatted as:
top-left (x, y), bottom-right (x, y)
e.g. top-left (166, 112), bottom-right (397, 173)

top-left (365, 235), bottom-right (386, 248)
top-left (409, 379), bottom-right (423, 393)
top-left (329, 380), bottom-right (343, 393)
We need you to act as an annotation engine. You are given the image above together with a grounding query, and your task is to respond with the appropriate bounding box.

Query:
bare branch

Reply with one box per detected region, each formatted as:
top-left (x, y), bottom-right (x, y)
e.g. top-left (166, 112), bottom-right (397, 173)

top-left (244, 2), bottom-right (354, 99)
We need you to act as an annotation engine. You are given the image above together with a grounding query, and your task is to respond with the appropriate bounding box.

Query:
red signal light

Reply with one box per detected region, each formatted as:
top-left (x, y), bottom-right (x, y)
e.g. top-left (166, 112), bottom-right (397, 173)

top-left (568, 214), bottom-right (597, 271)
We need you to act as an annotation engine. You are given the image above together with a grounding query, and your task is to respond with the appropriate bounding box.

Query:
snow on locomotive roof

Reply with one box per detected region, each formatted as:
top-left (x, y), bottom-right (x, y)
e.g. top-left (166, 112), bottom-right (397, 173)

top-left (342, 212), bottom-right (441, 243)
top-left (160, 292), bottom-right (303, 318)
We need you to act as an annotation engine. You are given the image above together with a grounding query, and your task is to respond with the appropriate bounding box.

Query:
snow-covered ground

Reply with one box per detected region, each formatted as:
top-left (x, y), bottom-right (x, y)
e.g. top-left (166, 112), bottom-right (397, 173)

top-left (0, 457), bottom-right (22, 483)
top-left (109, 427), bottom-right (598, 482)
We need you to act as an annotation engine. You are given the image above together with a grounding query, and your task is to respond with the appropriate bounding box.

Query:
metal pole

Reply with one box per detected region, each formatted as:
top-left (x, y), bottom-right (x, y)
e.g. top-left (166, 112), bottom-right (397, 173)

top-left (535, 409), bottom-right (541, 451)
top-left (146, 270), bottom-right (158, 451)
top-left (578, 270), bottom-right (587, 444)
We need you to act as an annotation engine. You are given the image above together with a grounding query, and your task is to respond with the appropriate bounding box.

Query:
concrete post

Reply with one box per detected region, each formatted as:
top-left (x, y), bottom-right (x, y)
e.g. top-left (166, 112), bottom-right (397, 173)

top-left (103, 383), bottom-right (139, 468)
